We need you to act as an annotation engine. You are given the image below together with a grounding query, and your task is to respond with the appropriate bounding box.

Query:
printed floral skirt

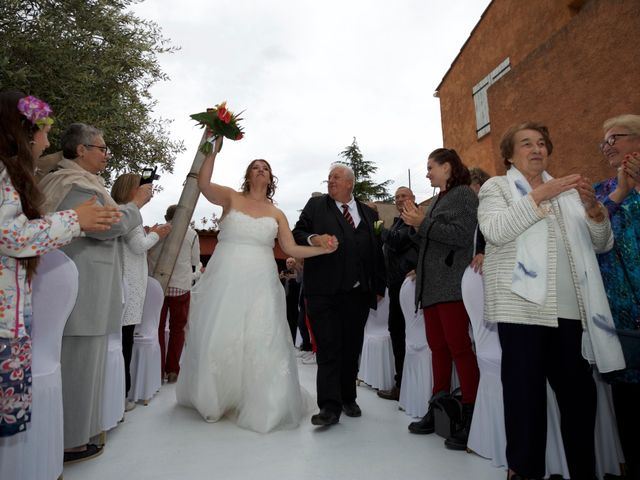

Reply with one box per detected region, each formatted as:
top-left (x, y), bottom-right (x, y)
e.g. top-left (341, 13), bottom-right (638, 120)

top-left (0, 335), bottom-right (32, 437)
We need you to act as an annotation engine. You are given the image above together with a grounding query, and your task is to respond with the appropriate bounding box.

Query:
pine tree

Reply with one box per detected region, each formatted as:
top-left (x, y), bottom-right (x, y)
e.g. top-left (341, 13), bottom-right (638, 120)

top-left (338, 137), bottom-right (392, 201)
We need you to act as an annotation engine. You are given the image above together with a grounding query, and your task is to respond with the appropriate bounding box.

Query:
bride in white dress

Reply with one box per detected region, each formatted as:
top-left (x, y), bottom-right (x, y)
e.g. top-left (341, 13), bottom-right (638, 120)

top-left (176, 138), bottom-right (337, 433)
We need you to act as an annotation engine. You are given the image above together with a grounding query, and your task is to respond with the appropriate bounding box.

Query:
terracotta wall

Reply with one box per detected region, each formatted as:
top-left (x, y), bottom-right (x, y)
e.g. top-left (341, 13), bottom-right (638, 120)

top-left (434, 0), bottom-right (640, 179)
top-left (437, 0), bottom-right (575, 172)
top-left (488, 0), bottom-right (640, 180)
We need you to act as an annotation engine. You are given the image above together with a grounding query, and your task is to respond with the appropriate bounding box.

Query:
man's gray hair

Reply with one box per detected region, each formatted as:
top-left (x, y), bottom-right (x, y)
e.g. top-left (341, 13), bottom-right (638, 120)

top-left (61, 123), bottom-right (103, 159)
top-left (329, 163), bottom-right (355, 182)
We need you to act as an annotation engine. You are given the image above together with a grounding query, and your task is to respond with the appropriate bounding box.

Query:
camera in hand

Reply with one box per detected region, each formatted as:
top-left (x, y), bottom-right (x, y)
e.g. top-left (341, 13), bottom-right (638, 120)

top-left (140, 166), bottom-right (160, 185)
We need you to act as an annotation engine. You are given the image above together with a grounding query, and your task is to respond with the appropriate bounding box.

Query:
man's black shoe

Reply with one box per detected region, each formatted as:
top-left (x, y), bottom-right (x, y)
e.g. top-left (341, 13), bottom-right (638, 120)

top-left (342, 402), bottom-right (362, 417)
top-left (311, 409), bottom-right (339, 426)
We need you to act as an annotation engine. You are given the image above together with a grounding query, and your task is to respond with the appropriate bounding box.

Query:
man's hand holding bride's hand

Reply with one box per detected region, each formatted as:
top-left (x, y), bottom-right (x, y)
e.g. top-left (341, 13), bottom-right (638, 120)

top-left (324, 235), bottom-right (339, 253)
top-left (312, 233), bottom-right (339, 253)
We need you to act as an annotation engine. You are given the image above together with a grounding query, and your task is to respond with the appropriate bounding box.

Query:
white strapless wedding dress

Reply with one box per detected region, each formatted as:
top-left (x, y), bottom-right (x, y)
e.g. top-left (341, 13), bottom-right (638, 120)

top-left (176, 210), bottom-right (308, 433)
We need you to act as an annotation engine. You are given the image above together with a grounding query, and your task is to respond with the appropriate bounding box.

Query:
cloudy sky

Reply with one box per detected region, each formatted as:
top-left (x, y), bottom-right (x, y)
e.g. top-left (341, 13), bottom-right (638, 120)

top-left (130, 0), bottom-right (492, 228)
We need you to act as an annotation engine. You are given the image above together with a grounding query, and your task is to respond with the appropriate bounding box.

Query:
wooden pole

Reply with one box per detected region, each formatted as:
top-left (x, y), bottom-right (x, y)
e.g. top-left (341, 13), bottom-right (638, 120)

top-left (151, 130), bottom-right (208, 292)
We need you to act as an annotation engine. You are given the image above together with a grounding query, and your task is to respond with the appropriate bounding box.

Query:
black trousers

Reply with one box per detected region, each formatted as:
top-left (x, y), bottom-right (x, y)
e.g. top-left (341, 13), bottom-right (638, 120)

top-left (387, 281), bottom-right (406, 388)
top-left (306, 288), bottom-right (371, 415)
top-left (611, 382), bottom-right (640, 479)
top-left (286, 296), bottom-right (299, 343)
top-left (498, 319), bottom-right (596, 480)
top-left (122, 324), bottom-right (136, 396)
top-left (297, 291), bottom-right (312, 351)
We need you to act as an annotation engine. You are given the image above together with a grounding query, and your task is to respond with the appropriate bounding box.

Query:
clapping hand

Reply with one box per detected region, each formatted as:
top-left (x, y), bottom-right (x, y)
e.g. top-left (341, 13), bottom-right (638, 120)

top-left (610, 153), bottom-right (638, 203)
top-left (529, 174), bottom-right (581, 205)
top-left (622, 152), bottom-right (640, 184)
top-left (149, 223), bottom-right (172, 239)
top-left (73, 196), bottom-right (122, 232)
top-left (401, 202), bottom-right (425, 228)
top-left (575, 176), bottom-right (599, 211)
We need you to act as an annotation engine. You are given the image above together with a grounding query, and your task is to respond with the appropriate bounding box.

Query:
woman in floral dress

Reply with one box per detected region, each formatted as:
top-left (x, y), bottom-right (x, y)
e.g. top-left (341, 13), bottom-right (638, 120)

top-left (0, 91), bottom-right (118, 437)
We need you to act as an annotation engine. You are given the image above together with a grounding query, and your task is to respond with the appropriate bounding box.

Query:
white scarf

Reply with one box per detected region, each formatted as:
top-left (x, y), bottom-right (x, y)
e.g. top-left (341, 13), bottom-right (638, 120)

top-left (39, 158), bottom-right (117, 212)
top-left (507, 167), bottom-right (625, 373)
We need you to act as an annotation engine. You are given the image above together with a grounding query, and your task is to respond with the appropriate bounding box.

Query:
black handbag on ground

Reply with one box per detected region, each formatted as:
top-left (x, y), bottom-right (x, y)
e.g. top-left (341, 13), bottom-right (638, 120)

top-left (431, 388), bottom-right (463, 438)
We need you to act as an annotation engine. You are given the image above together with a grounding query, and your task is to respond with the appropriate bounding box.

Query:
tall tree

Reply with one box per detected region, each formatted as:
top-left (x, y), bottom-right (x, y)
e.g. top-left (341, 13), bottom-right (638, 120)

top-left (338, 137), bottom-right (392, 201)
top-left (0, 0), bottom-right (184, 181)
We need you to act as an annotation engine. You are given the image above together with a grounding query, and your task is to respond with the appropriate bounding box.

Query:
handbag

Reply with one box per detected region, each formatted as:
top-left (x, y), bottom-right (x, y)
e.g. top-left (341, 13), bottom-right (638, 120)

top-left (430, 388), bottom-right (462, 439)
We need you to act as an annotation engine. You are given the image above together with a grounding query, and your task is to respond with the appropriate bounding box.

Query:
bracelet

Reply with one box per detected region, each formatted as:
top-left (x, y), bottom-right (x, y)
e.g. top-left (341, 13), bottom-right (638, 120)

top-left (587, 202), bottom-right (606, 222)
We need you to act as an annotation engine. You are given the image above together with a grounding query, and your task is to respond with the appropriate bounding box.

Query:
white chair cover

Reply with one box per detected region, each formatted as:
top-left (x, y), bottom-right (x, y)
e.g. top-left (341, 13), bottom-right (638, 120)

top-left (358, 289), bottom-right (395, 390)
top-left (397, 277), bottom-right (433, 418)
top-left (462, 267), bottom-right (625, 477)
top-left (129, 277), bottom-right (163, 402)
top-left (0, 250), bottom-right (78, 480)
top-left (101, 283), bottom-right (127, 432)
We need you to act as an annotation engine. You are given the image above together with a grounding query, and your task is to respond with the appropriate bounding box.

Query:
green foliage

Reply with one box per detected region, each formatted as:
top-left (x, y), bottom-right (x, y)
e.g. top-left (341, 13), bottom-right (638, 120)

top-left (338, 137), bottom-right (393, 201)
top-left (0, 0), bottom-right (184, 182)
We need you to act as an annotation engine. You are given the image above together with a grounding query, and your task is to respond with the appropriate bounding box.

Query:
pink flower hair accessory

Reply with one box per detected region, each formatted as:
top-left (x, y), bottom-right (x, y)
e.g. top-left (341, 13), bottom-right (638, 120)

top-left (17, 95), bottom-right (54, 129)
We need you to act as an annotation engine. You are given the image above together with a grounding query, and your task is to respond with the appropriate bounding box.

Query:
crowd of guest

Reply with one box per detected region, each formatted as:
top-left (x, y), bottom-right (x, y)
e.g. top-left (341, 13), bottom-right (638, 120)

top-left (1, 88), bottom-right (639, 479)
top-left (367, 119), bottom-right (639, 480)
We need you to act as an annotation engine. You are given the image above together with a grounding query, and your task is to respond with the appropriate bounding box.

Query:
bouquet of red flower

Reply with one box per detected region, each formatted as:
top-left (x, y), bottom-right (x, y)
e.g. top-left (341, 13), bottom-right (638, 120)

top-left (190, 101), bottom-right (244, 154)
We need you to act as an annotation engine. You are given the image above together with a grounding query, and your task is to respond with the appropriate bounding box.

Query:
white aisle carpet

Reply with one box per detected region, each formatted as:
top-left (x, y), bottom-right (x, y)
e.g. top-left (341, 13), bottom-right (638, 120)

top-left (64, 361), bottom-right (506, 480)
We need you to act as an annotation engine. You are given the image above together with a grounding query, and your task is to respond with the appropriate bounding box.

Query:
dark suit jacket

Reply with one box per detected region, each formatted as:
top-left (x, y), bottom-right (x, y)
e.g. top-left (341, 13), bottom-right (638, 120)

top-left (292, 194), bottom-right (386, 309)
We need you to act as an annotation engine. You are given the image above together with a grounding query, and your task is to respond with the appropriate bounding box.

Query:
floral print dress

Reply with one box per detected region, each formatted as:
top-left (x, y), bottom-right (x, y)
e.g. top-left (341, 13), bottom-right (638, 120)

top-left (594, 177), bottom-right (640, 384)
top-left (0, 165), bottom-right (79, 437)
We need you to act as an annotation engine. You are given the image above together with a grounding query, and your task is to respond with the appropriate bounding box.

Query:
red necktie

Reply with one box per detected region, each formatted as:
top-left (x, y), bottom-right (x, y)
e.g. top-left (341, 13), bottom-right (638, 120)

top-left (341, 204), bottom-right (355, 228)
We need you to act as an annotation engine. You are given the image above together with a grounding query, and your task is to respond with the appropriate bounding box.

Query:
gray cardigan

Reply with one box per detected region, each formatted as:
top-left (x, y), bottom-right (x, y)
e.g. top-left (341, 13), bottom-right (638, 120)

top-left (415, 185), bottom-right (478, 309)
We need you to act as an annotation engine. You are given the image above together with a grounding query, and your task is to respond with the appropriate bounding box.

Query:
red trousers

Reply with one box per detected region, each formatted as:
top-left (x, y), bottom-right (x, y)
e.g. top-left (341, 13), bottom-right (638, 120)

top-left (423, 301), bottom-right (479, 404)
top-left (158, 292), bottom-right (190, 376)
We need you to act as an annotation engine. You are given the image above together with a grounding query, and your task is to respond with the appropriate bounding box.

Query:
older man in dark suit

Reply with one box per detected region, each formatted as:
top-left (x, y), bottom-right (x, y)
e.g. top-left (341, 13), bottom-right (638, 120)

top-left (293, 164), bottom-right (385, 427)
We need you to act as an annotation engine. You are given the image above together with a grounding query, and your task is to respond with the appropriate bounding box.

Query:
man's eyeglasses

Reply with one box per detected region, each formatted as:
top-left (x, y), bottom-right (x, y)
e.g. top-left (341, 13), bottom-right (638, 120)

top-left (599, 134), bottom-right (634, 152)
top-left (84, 144), bottom-right (111, 155)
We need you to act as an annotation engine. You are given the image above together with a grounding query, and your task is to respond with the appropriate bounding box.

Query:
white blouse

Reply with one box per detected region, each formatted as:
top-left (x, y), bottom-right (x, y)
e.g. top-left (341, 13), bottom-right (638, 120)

top-left (121, 225), bottom-right (159, 326)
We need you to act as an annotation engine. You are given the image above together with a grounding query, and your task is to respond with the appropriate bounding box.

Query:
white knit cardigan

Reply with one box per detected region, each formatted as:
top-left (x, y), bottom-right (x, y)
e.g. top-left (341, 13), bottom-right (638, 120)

top-left (478, 176), bottom-right (612, 328)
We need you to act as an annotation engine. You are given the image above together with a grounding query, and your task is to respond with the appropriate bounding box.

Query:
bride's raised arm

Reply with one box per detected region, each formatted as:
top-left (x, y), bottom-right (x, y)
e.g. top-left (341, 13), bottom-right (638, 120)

top-left (198, 136), bottom-right (236, 210)
top-left (274, 209), bottom-right (338, 258)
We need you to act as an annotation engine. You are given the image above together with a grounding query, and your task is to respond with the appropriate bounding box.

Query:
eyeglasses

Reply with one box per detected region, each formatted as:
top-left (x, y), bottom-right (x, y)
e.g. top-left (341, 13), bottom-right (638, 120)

top-left (84, 144), bottom-right (111, 155)
top-left (599, 134), bottom-right (635, 151)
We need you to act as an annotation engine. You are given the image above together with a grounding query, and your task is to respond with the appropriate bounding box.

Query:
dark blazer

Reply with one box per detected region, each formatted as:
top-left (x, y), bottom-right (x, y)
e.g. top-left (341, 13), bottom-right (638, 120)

top-left (293, 194), bottom-right (386, 308)
top-left (381, 215), bottom-right (420, 286)
top-left (414, 185), bottom-right (477, 309)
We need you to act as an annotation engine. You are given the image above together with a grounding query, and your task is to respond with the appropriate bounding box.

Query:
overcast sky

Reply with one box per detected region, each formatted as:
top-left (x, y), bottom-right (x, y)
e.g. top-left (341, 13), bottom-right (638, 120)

top-left (130, 0), bottom-right (492, 228)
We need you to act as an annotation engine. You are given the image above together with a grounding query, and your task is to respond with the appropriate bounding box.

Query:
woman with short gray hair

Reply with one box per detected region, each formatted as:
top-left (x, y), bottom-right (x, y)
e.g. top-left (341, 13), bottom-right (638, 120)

top-left (39, 123), bottom-right (152, 463)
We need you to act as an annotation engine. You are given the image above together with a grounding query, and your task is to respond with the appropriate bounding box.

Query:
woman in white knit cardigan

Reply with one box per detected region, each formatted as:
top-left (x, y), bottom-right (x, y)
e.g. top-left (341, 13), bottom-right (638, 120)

top-left (111, 173), bottom-right (171, 407)
top-left (478, 122), bottom-right (624, 480)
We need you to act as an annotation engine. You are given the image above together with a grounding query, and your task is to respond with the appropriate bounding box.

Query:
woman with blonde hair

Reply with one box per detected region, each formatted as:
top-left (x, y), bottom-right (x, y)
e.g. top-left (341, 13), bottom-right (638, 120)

top-left (594, 114), bottom-right (640, 479)
top-left (111, 173), bottom-right (170, 409)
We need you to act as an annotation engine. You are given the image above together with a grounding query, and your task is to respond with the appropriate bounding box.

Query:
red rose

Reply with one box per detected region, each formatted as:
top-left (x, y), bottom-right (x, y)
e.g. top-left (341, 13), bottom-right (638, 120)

top-left (216, 106), bottom-right (228, 121)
